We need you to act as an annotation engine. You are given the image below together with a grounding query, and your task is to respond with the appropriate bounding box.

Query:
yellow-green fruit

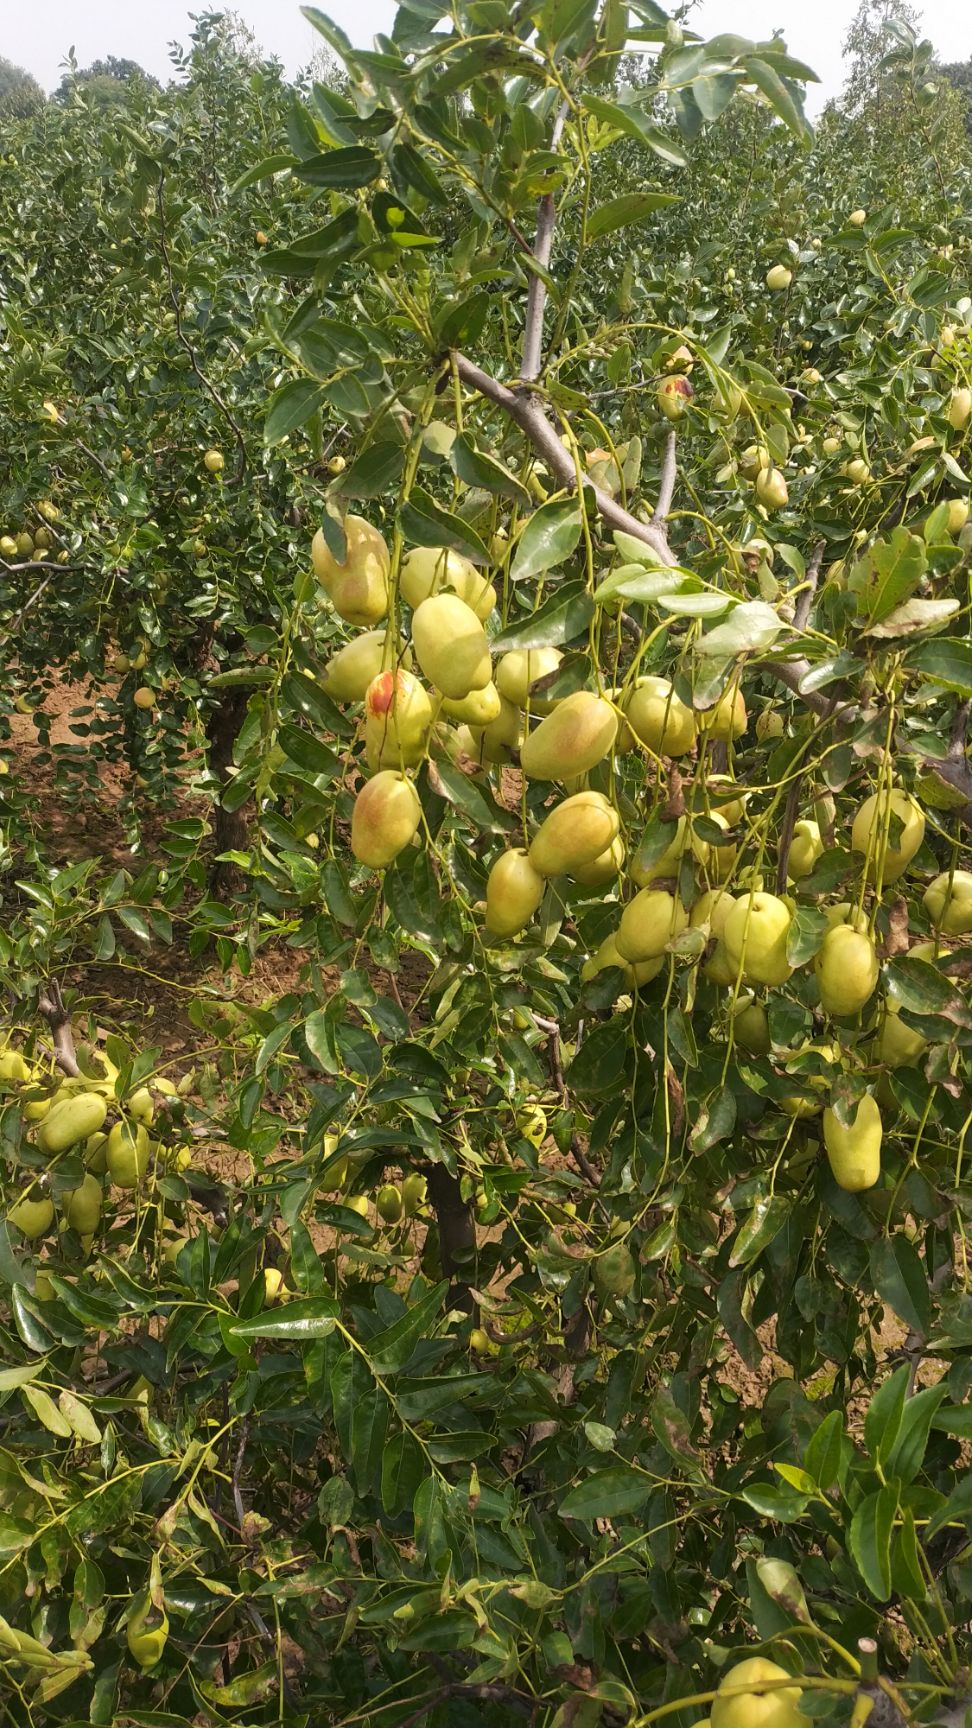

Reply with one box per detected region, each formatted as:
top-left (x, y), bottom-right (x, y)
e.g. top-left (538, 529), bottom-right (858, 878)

top-left (788, 819), bottom-right (823, 880)
top-left (203, 448), bottom-right (224, 473)
top-left (441, 682), bottom-right (502, 727)
top-left (947, 388), bottom-right (972, 431)
top-left (520, 692), bottom-right (618, 782)
top-left (364, 668), bottom-right (433, 769)
top-left (733, 999), bottom-right (771, 1055)
top-left (106, 1120), bottom-right (151, 1188)
top-left (37, 1092), bottom-right (108, 1154)
top-left (16, 531), bottom-right (34, 556)
top-left (691, 888), bottom-right (736, 985)
top-left (129, 1086), bottom-right (155, 1125)
top-left (7, 1189), bottom-right (54, 1240)
top-left (814, 924), bottom-right (879, 1017)
top-left (571, 834), bottom-right (625, 886)
top-left (698, 685), bottom-right (747, 742)
top-left (822, 436), bottom-right (842, 455)
top-left (516, 1104), bottom-right (547, 1146)
top-left (61, 1173), bottom-right (103, 1234)
top-left (529, 791), bottom-right (619, 878)
top-left (351, 772), bottom-right (422, 868)
top-left (851, 787), bottom-right (925, 882)
top-left (400, 546), bottom-right (496, 620)
top-left (133, 686), bottom-right (155, 711)
top-left (22, 1093), bottom-right (51, 1122)
top-left (848, 208), bottom-right (867, 226)
top-left (945, 498), bottom-right (969, 535)
top-left (495, 647), bottom-right (563, 708)
top-left (923, 869), bottom-right (972, 934)
top-left (629, 819), bottom-right (690, 886)
top-left (0, 535), bottom-right (17, 557)
top-left (656, 374), bottom-right (693, 420)
top-left (712, 1659), bottom-right (807, 1728)
top-left (766, 264), bottom-right (793, 291)
top-left (823, 1093), bottom-right (882, 1192)
top-left (313, 515), bottom-right (390, 626)
top-left (411, 594), bottom-right (491, 699)
top-left (485, 849), bottom-right (545, 938)
top-left (323, 630), bottom-right (401, 703)
top-left (344, 1194), bottom-right (370, 1218)
top-left (582, 932), bottom-right (664, 988)
top-left (593, 1241), bottom-right (636, 1300)
top-left (624, 677), bottom-right (696, 757)
top-left (691, 813), bottom-right (737, 883)
top-left (376, 1184), bottom-right (403, 1223)
top-left (755, 467), bottom-right (788, 510)
top-left (724, 892), bottom-right (793, 987)
top-left (876, 1003), bottom-right (926, 1067)
top-left (84, 1131), bottom-right (109, 1173)
top-left (616, 890), bottom-right (688, 963)
top-left (127, 1596), bottom-right (169, 1670)
top-left (476, 695), bottom-right (522, 761)
top-left (844, 457), bottom-right (870, 484)
top-left (469, 1327), bottom-right (494, 1355)
top-left (0, 1049), bottom-right (31, 1083)
top-left (402, 1172), bottom-right (427, 1216)
top-left (263, 1267), bottom-right (288, 1303)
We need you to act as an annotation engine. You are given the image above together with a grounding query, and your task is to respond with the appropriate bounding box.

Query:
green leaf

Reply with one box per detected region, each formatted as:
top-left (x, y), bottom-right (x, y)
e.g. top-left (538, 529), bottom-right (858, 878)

top-left (278, 725), bottom-right (339, 778)
top-left (870, 1237), bottom-right (931, 1339)
top-left (907, 637), bottom-right (972, 696)
top-left (848, 1482), bottom-right (897, 1600)
top-left (743, 54), bottom-right (810, 140)
top-left (885, 956), bottom-right (972, 1028)
top-left (333, 442), bottom-right (405, 499)
top-left (699, 601), bottom-right (786, 658)
top-left (265, 380), bottom-right (327, 445)
top-left (863, 1365), bottom-right (909, 1468)
top-left (22, 1385), bottom-right (73, 1437)
top-left (294, 146), bottom-right (381, 187)
top-left (804, 1410), bottom-right (845, 1492)
top-left (582, 94), bottom-right (688, 165)
top-left (229, 153), bottom-right (296, 193)
top-left (729, 1195), bottom-right (792, 1268)
top-left (450, 436), bottom-right (532, 507)
top-left (226, 1296), bottom-right (339, 1342)
top-left (510, 499), bottom-right (583, 582)
top-left (368, 1280), bottom-right (448, 1375)
top-left (427, 759), bottom-right (513, 834)
top-left (399, 486), bottom-right (490, 564)
top-left (559, 1465), bottom-right (653, 1521)
top-left (492, 582), bottom-right (594, 651)
top-left (587, 190), bottom-right (680, 241)
top-left (848, 528), bottom-right (926, 626)
top-left (887, 1384), bottom-right (946, 1485)
top-left (381, 1431), bottom-right (425, 1516)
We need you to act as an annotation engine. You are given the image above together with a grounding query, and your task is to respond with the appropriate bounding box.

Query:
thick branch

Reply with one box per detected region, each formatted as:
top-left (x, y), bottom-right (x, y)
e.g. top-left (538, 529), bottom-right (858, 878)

top-left (37, 981), bottom-right (81, 1077)
top-left (521, 100), bottom-right (569, 382)
top-left (793, 538), bottom-right (826, 631)
top-left (453, 353), bottom-right (673, 562)
top-left (655, 430), bottom-right (677, 522)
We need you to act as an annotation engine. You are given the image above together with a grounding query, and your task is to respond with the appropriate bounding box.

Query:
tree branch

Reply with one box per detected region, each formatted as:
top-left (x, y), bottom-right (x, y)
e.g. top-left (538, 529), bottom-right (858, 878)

top-left (36, 981), bottom-right (81, 1077)
top-left (655, 430), bottom-right (677, 522)
top-left (521, 100), bottom-right (569, 382)
top-left (793, 538), bottom-right (826, 631)
top-left (453, 353), bottom-right (674, 562)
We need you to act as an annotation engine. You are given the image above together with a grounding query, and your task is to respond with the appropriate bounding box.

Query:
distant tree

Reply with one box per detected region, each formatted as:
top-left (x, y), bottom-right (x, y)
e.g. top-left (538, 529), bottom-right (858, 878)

top-left (56, 55), bottom-right (159, 103)
top-left (0, 55), bottom-right (45, 117)
top-left (940, 57), bottom-right (972, 132)
top-left (840, 0), bottom-right (921, 114)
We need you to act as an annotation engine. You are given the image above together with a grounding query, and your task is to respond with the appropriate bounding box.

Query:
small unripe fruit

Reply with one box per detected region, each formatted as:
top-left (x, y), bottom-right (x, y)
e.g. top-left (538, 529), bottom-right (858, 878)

top-left (755, 467), bottom-right (788, 510)
top-left (656, 374), bottom-right (693, 421)
top-left (948, 388), bottom-right (972, 431)
top-left (766, 265), bottom-right (792, 291)
top-left (376, 1184), bottom-right (403, 1223)
top-left (848, 208), bottom-right (867, 227)
top-left (203, 449), bottom-right (224, 473)
top-left (843, 457), bottom-right (870, 484)
top-left (133, 687), bottom-right (155, 711)
top-left (823, 1094), bottom-right (882, 1192)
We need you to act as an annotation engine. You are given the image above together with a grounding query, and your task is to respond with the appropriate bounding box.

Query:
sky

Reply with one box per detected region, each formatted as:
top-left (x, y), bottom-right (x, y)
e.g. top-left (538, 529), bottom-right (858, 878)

top-left (5, 0), bottom-right (972, 115)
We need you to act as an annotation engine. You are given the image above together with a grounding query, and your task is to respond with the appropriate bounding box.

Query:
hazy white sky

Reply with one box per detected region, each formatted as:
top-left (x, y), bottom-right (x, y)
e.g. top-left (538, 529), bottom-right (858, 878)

top-left (5, 1), bottom-right (972, 114)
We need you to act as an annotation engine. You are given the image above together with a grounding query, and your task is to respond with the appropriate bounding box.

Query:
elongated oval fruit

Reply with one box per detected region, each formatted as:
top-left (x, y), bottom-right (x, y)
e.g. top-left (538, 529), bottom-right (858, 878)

top-left (616, 889), bottom-right (688, 962)
top-left (733, 998), bottom-right (770, 1055)
top-left (107, 1120), bottom-right (151, 1188)
top-left (571, 834), bottom-right (625, 886)
top-left (755, 466), bottom-right (788, 510)
top-left (788, 818), bottom-right (823, 880)
top-left (441, 682), bottom-right (502, 727)
top-left (495, 647), bottom-right (562, 708)
top-left (312, 515), bottom-right (390, 626)
top-left (697, 685), bottom-right (747, 741)
top-left (851, 786), bottom-right (924, 882)
top-left (723, 891), bottom-right (793, 987)
top-left (923, 868), bottom-right (972, 934)
top-left (624, 677), bottom-right (696, 757)
top-left (37, 1092), bottom-right (108, 1155)
top-left (8, 1188), bottom-right (54, 1240)
top-left (485, 848), bottom-right (545, 938)
top-left (520, 691), bottom-right (618, 782)
top-left (823, 1093), bottom-right (882, 1192)
top-left (410, 594), bottom-right (491, 700)
top-left (529, 791), bottom-right (619, 878)
top-left (0, 1048), bottom-right (31, 1083)
top-left (948, 387), bottom-right (972, 431)
top-left (593, 1242), bottom-right (636, 1299)
top-left (323, 630), bottom-right (402, 703)
top-left (814, 924), bottom-right (878, 1016)
top-left (61, 1172), bottom-right (103, 1234)
top-left (657, 375), bottom-right (693, 420)
top-left (400, 546), bottom-right (495, 620)
top-left (581, 932), bottom-right (663, 987)
top-left (712, 1658), bottom-right (807, 1728)
top-left (876, 1002), bottom-right (926, 1067)
top-left (352, 772), bottom-right (422, 868)
top-left (364, 669), bottom-right (433, 769)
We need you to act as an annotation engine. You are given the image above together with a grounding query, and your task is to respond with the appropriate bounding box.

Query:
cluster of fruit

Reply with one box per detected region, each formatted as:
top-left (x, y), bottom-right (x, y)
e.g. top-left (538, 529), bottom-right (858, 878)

top-left (1, 1045), bottom-right (192, 1264)
top-left (0, 500), bottom-right (68, 565)
top-left (311, 514), bottom-right (968, 1202)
